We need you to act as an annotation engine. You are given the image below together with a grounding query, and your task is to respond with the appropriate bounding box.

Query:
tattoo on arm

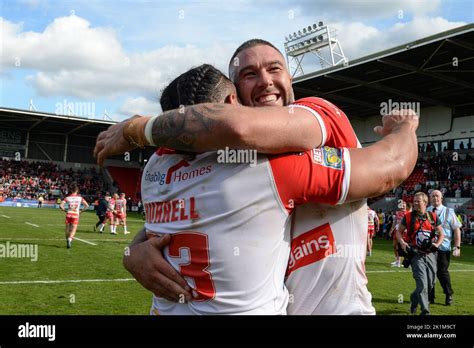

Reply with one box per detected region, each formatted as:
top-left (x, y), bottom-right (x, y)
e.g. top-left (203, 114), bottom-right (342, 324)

top-left (151, 104), bottom-right (226, 151)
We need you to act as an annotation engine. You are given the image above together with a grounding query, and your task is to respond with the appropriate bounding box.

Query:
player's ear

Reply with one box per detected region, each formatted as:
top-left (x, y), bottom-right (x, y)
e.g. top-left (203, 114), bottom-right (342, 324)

top-left (224, 92), bottom-right (239, 105)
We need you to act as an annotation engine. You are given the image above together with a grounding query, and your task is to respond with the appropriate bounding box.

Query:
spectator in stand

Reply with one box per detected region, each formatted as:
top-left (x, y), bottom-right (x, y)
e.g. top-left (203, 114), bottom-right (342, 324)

top-left (414, 182), bottom-right (422, 192)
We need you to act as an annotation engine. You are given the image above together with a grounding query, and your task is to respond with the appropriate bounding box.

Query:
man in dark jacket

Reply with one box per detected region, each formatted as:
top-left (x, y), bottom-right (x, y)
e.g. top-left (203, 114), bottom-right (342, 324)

top-left (94, 192), bottom-right (110, 233)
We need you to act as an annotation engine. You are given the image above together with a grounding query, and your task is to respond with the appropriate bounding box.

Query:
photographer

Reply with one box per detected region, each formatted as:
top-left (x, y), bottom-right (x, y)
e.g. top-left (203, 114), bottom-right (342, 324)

top-left (396, 192), bottom-right (444, 315)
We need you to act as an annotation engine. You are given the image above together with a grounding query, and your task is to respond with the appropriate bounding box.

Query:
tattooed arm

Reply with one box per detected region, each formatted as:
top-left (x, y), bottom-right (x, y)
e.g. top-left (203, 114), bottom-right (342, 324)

top-left (94, 103), bottom-right (321, 165)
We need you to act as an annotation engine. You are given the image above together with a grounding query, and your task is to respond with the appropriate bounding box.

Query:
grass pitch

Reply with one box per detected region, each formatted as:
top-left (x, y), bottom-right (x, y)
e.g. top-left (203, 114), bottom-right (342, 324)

top-left (0, 206), bottom-right (472, 315)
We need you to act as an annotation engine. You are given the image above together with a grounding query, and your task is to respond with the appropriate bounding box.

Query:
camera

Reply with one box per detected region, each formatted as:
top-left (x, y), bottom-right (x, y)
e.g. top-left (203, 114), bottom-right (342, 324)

top-left (401, 245), bottom-right (416, 268)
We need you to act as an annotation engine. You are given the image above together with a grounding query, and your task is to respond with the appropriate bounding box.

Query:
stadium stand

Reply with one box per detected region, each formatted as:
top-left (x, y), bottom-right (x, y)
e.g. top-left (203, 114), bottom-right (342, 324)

top-left (106, 166), bottom-right (142, 203)
top-left (0, 109), bottom-right (155, 208)
top-left (0, 158), bottom-right (106, 203)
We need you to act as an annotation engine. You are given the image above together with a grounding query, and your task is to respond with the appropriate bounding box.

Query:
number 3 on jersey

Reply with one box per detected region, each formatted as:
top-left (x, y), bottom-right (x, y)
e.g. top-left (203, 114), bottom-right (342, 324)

top-left (168, 231), bottom-right (216, 302)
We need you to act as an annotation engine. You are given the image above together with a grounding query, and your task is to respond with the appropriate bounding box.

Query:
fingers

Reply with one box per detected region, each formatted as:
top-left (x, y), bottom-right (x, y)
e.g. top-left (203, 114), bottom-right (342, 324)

top-left (373, 126), bottom-right (383, 136)
top-left (150, 233), bottom-right (171, 248)
top-left (150, 279), bottom-right (191, 302)
top-left (153, 272), bottom-right (192, 302)
top-left (148, 236), bottom-right (191, 294)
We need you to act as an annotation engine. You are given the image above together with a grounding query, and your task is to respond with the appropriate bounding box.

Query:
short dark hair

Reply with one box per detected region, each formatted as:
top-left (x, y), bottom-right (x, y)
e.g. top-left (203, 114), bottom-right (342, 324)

top-left (70, 184), bottom-right (79, 193)
top-left (228, 39), bottom-right (284, 81)
top-left (160, 64), bottom-right (234, 111)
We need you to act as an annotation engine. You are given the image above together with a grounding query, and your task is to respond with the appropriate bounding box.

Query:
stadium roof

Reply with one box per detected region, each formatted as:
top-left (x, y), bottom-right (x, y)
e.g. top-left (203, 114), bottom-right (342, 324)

top-left (0, 107), bottom-right (115, 138)
top-left (293, 24), bottom-right (474, 118)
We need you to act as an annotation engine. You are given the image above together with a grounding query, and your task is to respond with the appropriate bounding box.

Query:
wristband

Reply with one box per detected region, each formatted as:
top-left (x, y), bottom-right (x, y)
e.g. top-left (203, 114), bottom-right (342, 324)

top-left (144, 115), bottom-right (159, 147)
top-left (123, 116), bottom-right (152, 149)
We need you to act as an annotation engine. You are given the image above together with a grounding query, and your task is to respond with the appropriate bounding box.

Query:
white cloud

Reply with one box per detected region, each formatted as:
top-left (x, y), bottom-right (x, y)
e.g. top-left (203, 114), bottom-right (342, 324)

top-left (333, 16), bottom-right (466, 60)
top-left (117, 96), bottom-right (161, 120)
top-left (1, 15), bottom-right (235, 101)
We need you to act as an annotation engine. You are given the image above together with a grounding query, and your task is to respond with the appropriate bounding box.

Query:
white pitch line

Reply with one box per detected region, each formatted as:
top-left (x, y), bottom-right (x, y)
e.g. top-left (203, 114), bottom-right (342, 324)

top-left (0, 278), bottom-right (135, 285)
top-left (25, 222), bottom-right (40, 228)
top-left (1, 215), bottom-right (10, 219)
top-left (0, 238), bottom-right (130, 242)
top-left (451, 262), bottom-right (474, 267)
top-left (367, 269), bottom-right (474, 274)
top-left (74, 237), bottom-right (97, 246)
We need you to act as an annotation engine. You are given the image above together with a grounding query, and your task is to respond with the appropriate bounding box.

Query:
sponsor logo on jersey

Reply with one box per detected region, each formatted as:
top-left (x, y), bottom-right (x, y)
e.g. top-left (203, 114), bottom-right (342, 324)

top-left (145, 161), bottom-right (213, 186)
top-left (286, 223), bottom-right (336, 276)
top-left (144, 170), bottom-right (166, 185)
top-left (311, 147), bottom-right (343, 170)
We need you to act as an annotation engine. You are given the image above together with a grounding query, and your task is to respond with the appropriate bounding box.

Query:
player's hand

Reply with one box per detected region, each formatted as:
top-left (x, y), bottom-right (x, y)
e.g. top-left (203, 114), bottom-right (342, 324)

top-left (123, 234), bottom-right (192, 302)
top-left (453, 248), bottom-right (461, 257)
top-left (93, 115), bottom-right (143, 166)
top-left (373, 109), bottom-right (419, 137)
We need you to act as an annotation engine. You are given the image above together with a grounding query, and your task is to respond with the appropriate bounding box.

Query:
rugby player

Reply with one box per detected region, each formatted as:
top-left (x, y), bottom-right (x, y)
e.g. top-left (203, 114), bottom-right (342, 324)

top-left (367, 207), bottom-right (379, 256)
top-left (390, 200), bottom-right (407, 267)
top-left (107, 193), bottom-right (116, 234)
top-left (59, 184), bottom-right (89, 249)
top-left (143, 64), bottom-right (416, 314)
top-left (114, 192), bottom-right (129, 235)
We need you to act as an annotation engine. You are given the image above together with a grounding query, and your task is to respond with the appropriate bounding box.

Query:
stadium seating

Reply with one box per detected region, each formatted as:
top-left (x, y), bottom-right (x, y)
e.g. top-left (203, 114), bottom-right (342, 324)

top-left (106, 166), bottom-right (141, 203)
top-left (0, 159), bottom-right (106, 203)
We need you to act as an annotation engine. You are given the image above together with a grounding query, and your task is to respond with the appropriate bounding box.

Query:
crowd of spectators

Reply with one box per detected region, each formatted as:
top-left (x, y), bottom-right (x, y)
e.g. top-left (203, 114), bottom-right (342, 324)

top-left (391, 151), bottom-right (473, 200)
top-left (0, 159), bottom-right (106, 203)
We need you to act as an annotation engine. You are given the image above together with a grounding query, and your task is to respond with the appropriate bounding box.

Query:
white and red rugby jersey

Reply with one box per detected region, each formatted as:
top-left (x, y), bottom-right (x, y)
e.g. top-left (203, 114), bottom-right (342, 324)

top-left (368, 208), bottom-right (378, 230)
top-left (142, 144), bottom-right (351, 315)
top-left (115, 198), bottom-right (126, 214)
top-left (62, 193), bottom-right (84, 216)
top-left (285, 97), bottom-right (375, 315)
top-left (107, 198), bottom-right (115, 212)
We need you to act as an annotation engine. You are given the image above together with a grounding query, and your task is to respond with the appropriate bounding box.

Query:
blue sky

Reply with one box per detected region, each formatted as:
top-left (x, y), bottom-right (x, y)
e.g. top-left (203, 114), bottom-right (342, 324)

top-left (1, 0), bottom-right (472, 121)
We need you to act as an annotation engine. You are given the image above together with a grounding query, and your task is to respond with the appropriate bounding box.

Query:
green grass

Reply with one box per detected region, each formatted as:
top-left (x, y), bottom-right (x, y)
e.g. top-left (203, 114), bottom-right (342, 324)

top-left (1, 206), bottom-right (473, 315)
top-left (366, 238), bottom-right (474, 315)
top-left (0, 206), bottom-right (150, 314)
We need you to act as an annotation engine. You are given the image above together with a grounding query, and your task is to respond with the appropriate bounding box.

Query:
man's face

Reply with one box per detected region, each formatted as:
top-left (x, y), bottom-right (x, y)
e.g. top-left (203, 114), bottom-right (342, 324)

top-left (231, 45), bottom-right (294, 107)
top-left (399, 201), bottom-right (406, 211)
top-left (430, 191), bottom-right (442, 207)
top-left (413, 197), bottom-right (427, 212)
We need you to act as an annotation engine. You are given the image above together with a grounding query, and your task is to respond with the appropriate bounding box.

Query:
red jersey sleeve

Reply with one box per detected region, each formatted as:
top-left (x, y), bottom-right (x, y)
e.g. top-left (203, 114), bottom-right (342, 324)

top-left (291, 97), bottom-right (360, 149)
top-left (268, 146), bottom-right (351, 213)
